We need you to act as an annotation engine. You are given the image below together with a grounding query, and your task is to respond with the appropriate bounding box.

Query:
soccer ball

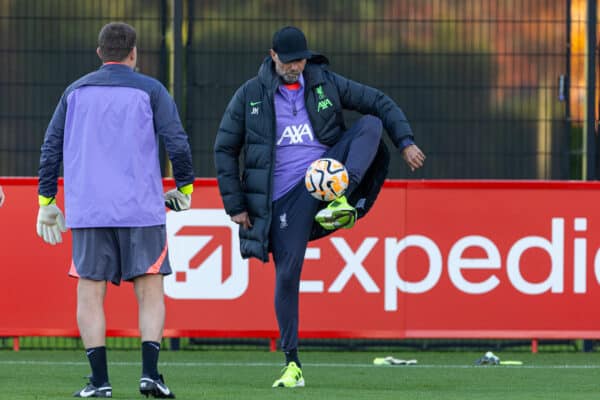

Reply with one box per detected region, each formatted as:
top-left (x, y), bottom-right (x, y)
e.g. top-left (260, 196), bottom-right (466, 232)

top-left (305, 158), bottom-right (349, 201)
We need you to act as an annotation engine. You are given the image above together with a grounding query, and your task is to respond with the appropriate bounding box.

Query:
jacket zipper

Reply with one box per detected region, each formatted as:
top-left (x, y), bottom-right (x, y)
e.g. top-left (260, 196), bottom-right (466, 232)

top-left (265, 89), bottom-right (277, 261)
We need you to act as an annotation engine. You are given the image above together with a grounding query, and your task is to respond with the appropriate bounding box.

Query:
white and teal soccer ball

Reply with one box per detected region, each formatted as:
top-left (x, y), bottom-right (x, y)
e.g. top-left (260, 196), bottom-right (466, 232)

top-left (305, 158), bottom-right (349, 201)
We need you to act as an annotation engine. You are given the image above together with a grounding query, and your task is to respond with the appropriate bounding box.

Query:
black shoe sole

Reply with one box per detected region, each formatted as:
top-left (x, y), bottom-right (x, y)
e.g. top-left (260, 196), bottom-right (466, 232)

top-left (139, 388), bottom-right (175, 399)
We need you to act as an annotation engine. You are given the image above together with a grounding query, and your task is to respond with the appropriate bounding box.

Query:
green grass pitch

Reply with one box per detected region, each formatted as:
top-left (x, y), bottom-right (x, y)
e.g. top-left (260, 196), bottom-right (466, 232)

top-left (1, 349), bottom-right (599, 399)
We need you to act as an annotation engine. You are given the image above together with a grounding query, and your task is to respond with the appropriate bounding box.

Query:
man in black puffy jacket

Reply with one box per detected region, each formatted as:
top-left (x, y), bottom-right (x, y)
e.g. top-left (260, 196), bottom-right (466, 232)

top-left (214, 26), bottom-right (425, 388)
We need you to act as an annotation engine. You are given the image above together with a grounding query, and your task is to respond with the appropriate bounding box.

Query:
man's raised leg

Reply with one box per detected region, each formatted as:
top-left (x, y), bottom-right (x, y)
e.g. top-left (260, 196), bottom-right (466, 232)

top-left (315, 115), bottom-right (383, 230)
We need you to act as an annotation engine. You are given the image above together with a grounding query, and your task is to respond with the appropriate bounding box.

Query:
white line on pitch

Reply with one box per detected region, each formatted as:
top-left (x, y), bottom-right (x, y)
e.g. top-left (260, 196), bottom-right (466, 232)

top-left (1, 360), bottom-right (600, 369)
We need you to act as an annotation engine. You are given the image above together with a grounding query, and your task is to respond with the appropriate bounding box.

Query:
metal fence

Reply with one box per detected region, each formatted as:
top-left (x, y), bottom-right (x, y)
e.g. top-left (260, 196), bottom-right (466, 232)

top-left (0, 0), bottom-right (168, 176)
top-left (0, 0), bottom-right (593, 179)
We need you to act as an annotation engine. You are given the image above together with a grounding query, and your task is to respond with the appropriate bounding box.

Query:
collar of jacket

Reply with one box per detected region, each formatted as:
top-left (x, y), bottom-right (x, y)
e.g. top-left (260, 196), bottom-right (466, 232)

top-left (257, 54), bottom-right (329, 93)
top-left (99, 63), bottom-right (134, 72)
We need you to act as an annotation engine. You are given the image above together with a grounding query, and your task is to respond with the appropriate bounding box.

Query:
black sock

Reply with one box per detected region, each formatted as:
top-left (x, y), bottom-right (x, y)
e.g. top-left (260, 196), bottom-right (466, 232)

top-left (85, 346), bottom-right (109, 386)
top-left (142, 341), bottom-right (161, 379)
top-left (284, 348), bottom-right (301, 368)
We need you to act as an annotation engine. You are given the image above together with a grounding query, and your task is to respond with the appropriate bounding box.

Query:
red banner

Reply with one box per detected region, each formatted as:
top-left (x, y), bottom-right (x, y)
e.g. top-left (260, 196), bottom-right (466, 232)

top-left (2, 178), bottom-right (600, 339)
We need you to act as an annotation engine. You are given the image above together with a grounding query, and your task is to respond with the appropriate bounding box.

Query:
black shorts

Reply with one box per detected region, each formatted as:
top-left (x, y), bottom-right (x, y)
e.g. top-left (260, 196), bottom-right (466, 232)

top-left (69, 225), bottom-right (171, 285)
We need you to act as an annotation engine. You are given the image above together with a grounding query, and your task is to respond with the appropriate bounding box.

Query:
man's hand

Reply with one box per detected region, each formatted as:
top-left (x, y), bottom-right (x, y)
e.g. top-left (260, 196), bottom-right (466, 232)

top-left (165, 188), bottom-right (192, 211)
top-left (401, 144), bottom-right (426, 171)
top-left (231, 211), bottom-right (253, 230)
top-left (36, 204), bottom-right (67, 245)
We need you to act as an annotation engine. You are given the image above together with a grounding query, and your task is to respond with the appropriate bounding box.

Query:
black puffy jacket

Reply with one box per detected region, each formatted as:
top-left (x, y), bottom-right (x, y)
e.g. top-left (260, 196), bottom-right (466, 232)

top-left (214, 55), bottom-right (414, 262)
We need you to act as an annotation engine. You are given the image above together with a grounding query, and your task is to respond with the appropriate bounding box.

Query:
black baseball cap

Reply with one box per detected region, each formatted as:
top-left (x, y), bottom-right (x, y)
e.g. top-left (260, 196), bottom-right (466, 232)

top-left (272, 26), bottom-right (312, 63)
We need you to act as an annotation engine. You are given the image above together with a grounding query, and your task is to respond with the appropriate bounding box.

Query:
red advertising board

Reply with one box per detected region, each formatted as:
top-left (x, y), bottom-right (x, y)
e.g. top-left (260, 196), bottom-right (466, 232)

top-left (2, 178), bottom-right (600, 339)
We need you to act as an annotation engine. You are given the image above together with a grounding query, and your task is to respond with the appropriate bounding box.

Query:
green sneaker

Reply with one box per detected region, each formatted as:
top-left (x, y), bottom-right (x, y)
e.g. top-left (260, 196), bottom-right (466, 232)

top-left (271, 362), bottom-right (305, 388)
top-left (314, 195), bottom-right (357, 230)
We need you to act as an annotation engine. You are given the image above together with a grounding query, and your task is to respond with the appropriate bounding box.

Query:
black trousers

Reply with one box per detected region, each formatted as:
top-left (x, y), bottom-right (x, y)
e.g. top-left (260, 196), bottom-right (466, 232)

top-left (269, 115), bottom-right (382, 352)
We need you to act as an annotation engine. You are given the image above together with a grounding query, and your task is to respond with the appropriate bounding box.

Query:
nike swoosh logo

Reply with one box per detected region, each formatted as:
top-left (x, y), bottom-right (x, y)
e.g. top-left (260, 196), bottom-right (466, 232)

top-left (78, 385), bottom-right (111, 397)
top-left (250, 101), bottom-right (262, 106)
top-left (148, 343), bottom-right (160, 350)
top-left (157, 383), bottom-right (170, 395)
top-left (79, 388), bottom-right (96, 397)
top-left (140, 378), bottom-right (170, 395)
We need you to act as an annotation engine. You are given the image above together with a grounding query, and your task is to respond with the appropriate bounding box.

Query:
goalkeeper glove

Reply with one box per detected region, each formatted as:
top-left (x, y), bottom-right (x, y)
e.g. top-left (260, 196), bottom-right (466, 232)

top-left (36, 196), bottom-right (67, 245)
top-left (164, 183), bottom-right (193, 211)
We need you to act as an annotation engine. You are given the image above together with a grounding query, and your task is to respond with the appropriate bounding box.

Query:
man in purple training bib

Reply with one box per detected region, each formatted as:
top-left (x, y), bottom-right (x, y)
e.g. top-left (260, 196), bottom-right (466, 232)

top-left (37, 22), bottom-right (194, 398)
top-left (214, 26), bottom-right (425, 388)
